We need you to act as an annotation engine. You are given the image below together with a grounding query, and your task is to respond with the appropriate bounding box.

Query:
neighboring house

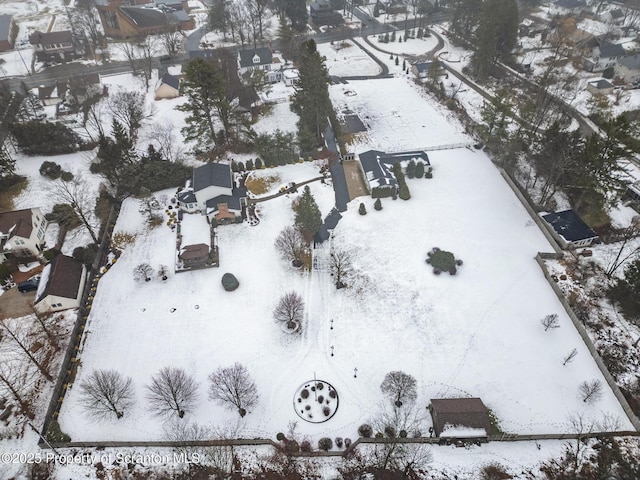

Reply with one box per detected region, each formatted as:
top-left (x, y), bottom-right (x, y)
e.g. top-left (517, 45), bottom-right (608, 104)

top-left (429, 398), bottom-right (492, 439)
top-left (411, 61), bottom-right (446, 79)
top-left (615, 54), bottom-right (640, 83)
top-left (29, 30), bottom-right (81, 63)
top-left (586, 78), bottom-right (614, 95)
top-left (67, 73), bottom-right (102, 104)
top-left (310, 0), bottom-right (334, 23)
top-left (0, 15), bottom-right (18, 52)
top-left (96, 0), bottom-right (194, 39)
top-left (627, 180), bottom-right (640, 202)
top-left (155, 73), bottom-right (180, 100)
top-left (34, 254), bottom-right (87, 315)
top-left (37, 82), bottom-right (67, 106)
top-left (177, 163), bottom-right (247, 224)
top-left (604, 8), bottom-right (625, 25)
top-left (237, 47), bottom-right (281, 83)
top-left (0, 208), bottom-right (47, 263)
top-left (542, 210), bottom-right (599, 249)
top-left (282, 68), bottom-right (299, 86)
top-left (357, 150), bottom-right (431, 197)
top-left (552, 0), bottom-right (587, 13)
top-left (178, 243), bottom-right (211, 269)
top-left (587, 43), bottom-right (626, 72)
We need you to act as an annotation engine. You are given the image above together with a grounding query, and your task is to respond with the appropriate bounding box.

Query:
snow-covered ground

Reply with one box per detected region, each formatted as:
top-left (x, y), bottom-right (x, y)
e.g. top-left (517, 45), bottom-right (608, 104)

top-left (316, 40), bottom-right (381, 77)
top-left (370, 34), bottom-right (438, 56)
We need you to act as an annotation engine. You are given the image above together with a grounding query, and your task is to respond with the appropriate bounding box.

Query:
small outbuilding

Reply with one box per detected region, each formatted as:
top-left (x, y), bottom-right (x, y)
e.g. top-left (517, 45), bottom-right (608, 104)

top-left (586, 79), bottom-right (614, 96)
top-left (155, 73), bottom-right (180, 100)
top-left (179, 243), bottom-right (211, 269)
top-left (34, 254), bottom-right (87, 314)
top-left (542, 209), bottom-right (599, 249)
top-left (429, 397), bottom-right (492, 439)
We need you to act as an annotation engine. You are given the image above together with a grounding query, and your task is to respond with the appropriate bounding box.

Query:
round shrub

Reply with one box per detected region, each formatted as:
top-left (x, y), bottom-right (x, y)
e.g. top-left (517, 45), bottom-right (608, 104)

top-left (456, 259), bottom-right (463, 266)
top-left (384, 425), bottom-right (396, 438)
top-left (449, 267), bottom-right (457, 275)
top-left (359, 203), bottom-right (367, 215)
top-left (318, 437), bottom-right (333, 451)
top-left (60, 171), bottom-right (74, 182)
top-left (358, 424), bottom-right (373, 437)
top-left (276, 432), bottom-right (286, 441)
top-left (323, 406), bottom-right (330, 416)
top-left (375, 432), bottom-right (384, 439)
top-left (344, 438), bottom-right (352, 448)
top-left (335, 437), bottom-right (343, 448)
top-left (301, 389), bottom-right (309, 399)
top-left (317, 395), bottom-right (324, 403)
top-left (434, 269), bottom-right (441, 275)
top-left (221, 273), bottom-right (239, 291)
top-left (374, 198), bottom-right (382, 210)
top-left (39, 161), bottom-right (62, 179)
top-left (316, 382), bottom-right (324, 390)
top-left (300, 440), bottom-right (312, 452)
top-left (399, 430), bottom-right (408, 438)
top-left (285, 440), bottom-right (300, 453)
top-left (329, 390), bottom-right (337, 398)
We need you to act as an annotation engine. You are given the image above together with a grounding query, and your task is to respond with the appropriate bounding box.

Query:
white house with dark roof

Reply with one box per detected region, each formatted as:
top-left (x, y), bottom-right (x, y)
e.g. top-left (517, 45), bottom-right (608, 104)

top-left (34, 254), bottom-right (87, 314)
top-left (588, 43), bottom-right (626, 72)
top-left (155, 73), bottom-right (180, 100)
top-left (29, 30), bottom-right (81, 63)
top-left (177, 163), bottom-right (246, 224)
top-left (237, 47), bottom-right (281, 83)
top-left (586, 78), bottom-right (614, 95)
top-left (357, 150), bottom-right (431, 197)
top-left (615, 54), bottom-right (640, 83)
top-left (0, 208), bottom-right (47, 263)
top-left (542, 210), bottom-right (599, 249)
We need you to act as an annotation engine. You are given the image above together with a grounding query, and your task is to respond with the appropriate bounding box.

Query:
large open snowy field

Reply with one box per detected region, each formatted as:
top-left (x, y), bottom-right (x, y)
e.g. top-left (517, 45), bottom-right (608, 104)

top-left (57, 143), bottom-right (633, 441)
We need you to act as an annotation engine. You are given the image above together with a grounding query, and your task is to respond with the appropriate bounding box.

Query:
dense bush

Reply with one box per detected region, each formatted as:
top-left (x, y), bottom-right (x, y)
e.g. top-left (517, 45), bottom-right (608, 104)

top-left (221, 273), bottom-right (239, 291)
top-left (335, 437), bottom-right (343, 448)
top-left (406, 159), bottom-right (416, 178)
top-left (301, 389), bottom-right (309, 399)
top-left (428, 249), bottom-right (457, 273)
top-left (73, 244), bottom-right (99, 267)
top-left (11, 121), bottom-right (82, 155)
top-left (371, 187), bottom-right (394, 198)
top-left (358, 424), bottom-right (373, 437)
top-left (60, 171), bottom-right (74, 182)
top-left (39, 161), bottom-right (62, 179)
top-left (276, 432), bottom-right (286, 441)
top-left (300, 440), bottom-right (312, 452)
top-left (608, 258), bottom-right (640, 321)
top-left (384, 425), bottom-right (396, 438)
top-left (415, 161), bottom-right (425, 178)
top-left (344, 437), bottom-right (352, 448)
top-left (318, 437), bottom-right (333, 451)
top-left (399, 429), bottom-right (408, 438)
top-left (359, 203), bottom-right (367, 215)
top-left (374, 198), bottom-right (382, 210)
top-left (399, 184), bottom-right (411, 200)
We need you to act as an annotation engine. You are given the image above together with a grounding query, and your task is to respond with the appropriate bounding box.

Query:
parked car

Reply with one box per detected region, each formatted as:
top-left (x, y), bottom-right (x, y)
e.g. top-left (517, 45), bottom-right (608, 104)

top-left (17, 278), bottom-right (39, 293)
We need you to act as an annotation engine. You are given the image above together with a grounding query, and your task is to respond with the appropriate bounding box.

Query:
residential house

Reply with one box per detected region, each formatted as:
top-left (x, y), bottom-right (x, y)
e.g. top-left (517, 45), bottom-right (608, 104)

top-left (29, 30), bottom-right (81, 63)
top-left (542, 210), bottom-right (599, 249)
top-left (586, 43), bottom-right (625, 72)
top-left (627, 180), bottom-right (640, 202)
top-left (95, 0), bottom-right (194, 39)
top-left (310, 0), bottom-right (336, 24)
top-left (155, 73), bottom-right (180, 100)
top-left (429, 398), bottom-right (492, 439)
top-left (604, 8), bottom-right (625, 25)
top-left (586, 78), bottom-right (614, 95)
top-left (411, 61), bottom-right (446, 80)
top-left (178, 243), bottom-right (211, 268)
top-left (0, 208), bottom-right (47, 263)
top-left (357, 150), bottom-right (430, 197)
top-left (37, 81), bottom-right (67, 106)
top-left (237, 47), bottom-right (281, 83)
top-left (34, 254), bottom-right (87, 314)
top-left (0, 15), bottom-right (18, 51)
top-left (177, 163), bottom-right (247, 224)
top-left (615, 54), bottom-right (640, 83)
top-left (67, 73), bottom-right (103, 105)
top-left (282, 68), bottom-right (299, 86)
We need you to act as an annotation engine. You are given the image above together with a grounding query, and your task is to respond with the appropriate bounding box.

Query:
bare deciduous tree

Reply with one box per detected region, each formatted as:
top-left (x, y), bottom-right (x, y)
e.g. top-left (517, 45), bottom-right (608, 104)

top-left (380, 371), bottom-right (417, 407)
top-left (208, 362), bottom-right (259, 417)
top-left (579, 379), bottom-right (603, 403)
top-left (144, 121), bottom-right (184, 163)
top-left (0, 318), bottom-right (53, 381)
top-left (79, 369), bottom-right (135, 420)
top-left (541, 313), bottom-right (560, 331)
top-left (160, 18), bottom-right (184, 58)
top-left (273, 291), bottom-right (304, 332)
top-left (147, 367), bottom-right (199, 418)
top-left (563, 348), bottom-right (578, 366)
top-left (47, 176), bottom-right (100, 244)
top-left (108, 89), bottom-right (152, 140)
top-left (133, 263), bottom-right (155, 282)
top-left (0, 359), bottom-right (37, 419)
top-left (329, 247), bottom-right (354, 289)
top-left (115, 41), bottom-right (142, 75)
top-left (605, 217), bottom-right (640, 278)
top-left (274, 226), bottom-right (306, 264)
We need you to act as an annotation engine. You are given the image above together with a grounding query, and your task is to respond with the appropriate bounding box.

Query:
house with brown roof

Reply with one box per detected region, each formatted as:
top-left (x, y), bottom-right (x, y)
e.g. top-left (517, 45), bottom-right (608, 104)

top-left (34, 254), bottom-right (87, 314)
top-left (0, 208), bottom-right (47, 263)
top-left (96, 0), bottom-right (194, 39)
top-left (178, 243), bottom-right (211, 269)
top-left (429, 397), bottom-right (492, 439)
top-left (29, 30), bottom-right (81, 63)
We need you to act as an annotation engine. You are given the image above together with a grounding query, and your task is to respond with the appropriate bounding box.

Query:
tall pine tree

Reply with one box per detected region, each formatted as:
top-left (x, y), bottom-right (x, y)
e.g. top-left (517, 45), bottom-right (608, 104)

top-left (471, 0), bottom-right (518, 80)
top-left (294, 185), bottom-right (322, 242)
top-left (291, 40), bottom-right (332, 155)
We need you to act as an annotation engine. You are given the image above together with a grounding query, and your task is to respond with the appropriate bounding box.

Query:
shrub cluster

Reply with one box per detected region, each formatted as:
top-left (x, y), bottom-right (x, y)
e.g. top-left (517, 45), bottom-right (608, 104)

top-left (392, 162), bottom-right (411, 200)
top-left (318, 437), bottom-right (333, 451)
top-left (358, 424), bottom-right (373, 437)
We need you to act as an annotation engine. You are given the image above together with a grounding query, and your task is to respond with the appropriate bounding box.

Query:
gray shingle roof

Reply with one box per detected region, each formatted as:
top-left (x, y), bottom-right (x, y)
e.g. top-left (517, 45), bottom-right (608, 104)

top-left (599, 43), bottom-right (625, 58)
top-left (589, 79), bottom-right (613, 89)
top-left (120, 6), bottom-right (170, 28)
top-left (618, 54), bottom-right (640, 71)
top-left (542, 210), bottom-right (598, 242)
top-left (29, 30), bottom-right (73, 46)
top-left (0, 15), bottom-right (13, 42)
top-left (193, 163), bottom-right (233, 191)
top-left (206, 194), bottom-right (242, 211)
top-left (160, 73), bottom-right (180, 90)
top-left (238, 47), bottom-right (273, 68)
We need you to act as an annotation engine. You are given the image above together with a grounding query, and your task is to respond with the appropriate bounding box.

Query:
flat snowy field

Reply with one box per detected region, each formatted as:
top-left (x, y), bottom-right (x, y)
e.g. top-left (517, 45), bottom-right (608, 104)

top-left (57, 143), bottom-right (633, 441)
top-left (316, 40), bottom-right (381, 77)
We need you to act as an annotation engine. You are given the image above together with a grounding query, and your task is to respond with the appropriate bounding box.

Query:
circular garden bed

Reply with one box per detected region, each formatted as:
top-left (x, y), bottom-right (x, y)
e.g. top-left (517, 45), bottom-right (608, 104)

top-left (293, 380), bottom-right (339, 423)
top-left (426, 247), bottom-right (463, 275)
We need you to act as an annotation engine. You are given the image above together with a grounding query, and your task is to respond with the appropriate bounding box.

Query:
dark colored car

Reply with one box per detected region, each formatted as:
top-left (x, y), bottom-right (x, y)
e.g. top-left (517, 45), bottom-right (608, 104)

top-left (18, 278), bottom-right (39, 293)
top-left (159, 55), bottom-right (172, 62)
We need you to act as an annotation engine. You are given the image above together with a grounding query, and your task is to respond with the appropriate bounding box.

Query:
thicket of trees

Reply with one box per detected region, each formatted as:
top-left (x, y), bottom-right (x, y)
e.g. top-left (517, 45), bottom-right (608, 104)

top-left (10, 121), bottom-right (82, 155)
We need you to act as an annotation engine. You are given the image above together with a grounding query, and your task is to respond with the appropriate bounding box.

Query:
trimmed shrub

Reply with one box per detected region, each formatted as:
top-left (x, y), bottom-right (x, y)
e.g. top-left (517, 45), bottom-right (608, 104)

top-left (318, 395), bottom-right (324, 403)
top-left (231, 160), bottom-right (239, 172)
top-left (39, 161), bottom-right (62, 179)
top-left (384, 425), bottom-right (396, 438)
top-left (60, 171), bottom-right (74, 182)
top-left (415, 161), bottom-right (425, 178)
top-left (301, 389), bottom-right (309, 399)
top-left (374, 198), bottom-right (382, 210)
top-left (246, 159), bottom-right (254, 170)
top-left (374, 432), bottom-right (384, 438)
top-left (344, 438), bottom-right (352, 448)
top-left (276, 432), bottom-right (286, 441)
top-left (300, 440), bottom-right (312, 452)
top-left (406, 159), bottom-right (416, 178)
top-left (237, 161), bottom-right (245, 171)
top-left (399, 429), bottom-right (408, 438)
top-left (255, 158), bottom-right (263, 169)
top-left (335, 437), bottom-right (343, 448)
top-left (399, 184), bottom-right (411, 200)
top-left (358, 424), bottom-right (373, 437)
top-left (371, 187), bottom-right (394, 198)
top-left (316, 382), bottom-right (324, 390)
top-left (318, 437), bottom-right (333, 451)
top-left (359, 203), bottom-right (367, 215)
top-left (430, 250), bottom-right (456, 272)
top-left (221, 273), bottom-right (239, 291)
top-left (323, 406), bottom-right (330, 416)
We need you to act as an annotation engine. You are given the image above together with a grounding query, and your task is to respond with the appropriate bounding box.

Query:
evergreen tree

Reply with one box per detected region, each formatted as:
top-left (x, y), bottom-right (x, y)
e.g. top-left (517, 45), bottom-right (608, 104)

top-left (246, 159), bottom-right (254, 170)
top-left (450, 0), bottom-right (481, 40)
top-left (415, 161), bottom-right (425, 178)
top-left (255, 158), bottom-right (263, 169)
top-left (291, 40), bottom-right (332, 155)
top-left (283, 0), bottom-right (308, 31)
top-left (231, 160), bottom-right (239, 172)
top-left (374, 198), bottom-right (382, 210)
top-left (178, 58), bottom-right (231, 151)
top-left (91, 119), bottom-right (138, 195)
top-left (471, 0), bottom-right (518, 80)
top-left (395, 56), bottom-right (399, 66)
top-left (391, 30), bottom-right (396, 42)
top-left (0, 147), bottom-right (16, 181)
top-left (208, 0), bottom-right (230, 39)
top-left (402, 59), bottom-right (406, 69)
top-left (399, 183), bottom-right (411, 200)
top-left (406, 160), bottom-right (416, 178)
top-left (359, 203), bottom-right (367, 215)
top-left (294, 185), bottom-right (322, 242)
top-left (237, 161), bottom-right (245, 171)
top-left (384, 32), bottom-right (389, 43)
top-left (277, 14), bottom-right (295, 59)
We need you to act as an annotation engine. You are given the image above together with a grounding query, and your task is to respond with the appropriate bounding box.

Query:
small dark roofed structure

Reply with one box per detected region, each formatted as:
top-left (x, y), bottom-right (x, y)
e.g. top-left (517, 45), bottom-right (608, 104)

top-left (179, 243), bottom-right (210, 268)
top-left (238, 47), bottom-right (272, 69)
top-left (36, 255), bottom-right (84, 302)
top-left (193, 163), bottom-right (233, 191)
top-left (599, 43), bottom-right (625, 58)
top-left (542, 210), bottom-right (599, 249)
top-left (429, 398), bottom-right (491, 438)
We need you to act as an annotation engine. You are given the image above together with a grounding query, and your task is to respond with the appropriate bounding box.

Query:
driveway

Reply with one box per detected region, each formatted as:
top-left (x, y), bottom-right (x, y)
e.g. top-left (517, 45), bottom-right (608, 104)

top-left (0, 288), bottom-right (36, 320)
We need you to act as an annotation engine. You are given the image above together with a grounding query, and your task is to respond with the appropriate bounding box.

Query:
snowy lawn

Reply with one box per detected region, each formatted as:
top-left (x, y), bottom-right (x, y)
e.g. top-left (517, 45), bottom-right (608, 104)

top-left (369, 34), bottom-right (438, 56)
top-left (58, 149), bottom-right (633, 442)
top-left (316, 40), bottom-right (381, 77)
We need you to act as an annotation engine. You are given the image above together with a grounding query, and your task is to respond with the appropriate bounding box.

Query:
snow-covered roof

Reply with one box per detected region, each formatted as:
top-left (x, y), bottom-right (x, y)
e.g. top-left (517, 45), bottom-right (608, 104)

top-left (439, 425), bottom-right (487, 438)
top-left (598, 43), bottom-right (625, 58)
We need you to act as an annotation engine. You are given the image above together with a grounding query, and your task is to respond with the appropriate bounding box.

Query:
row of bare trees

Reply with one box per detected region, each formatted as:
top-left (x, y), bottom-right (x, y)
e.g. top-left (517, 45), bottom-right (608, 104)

top-left (79, 363), bottom-right (259, 421)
